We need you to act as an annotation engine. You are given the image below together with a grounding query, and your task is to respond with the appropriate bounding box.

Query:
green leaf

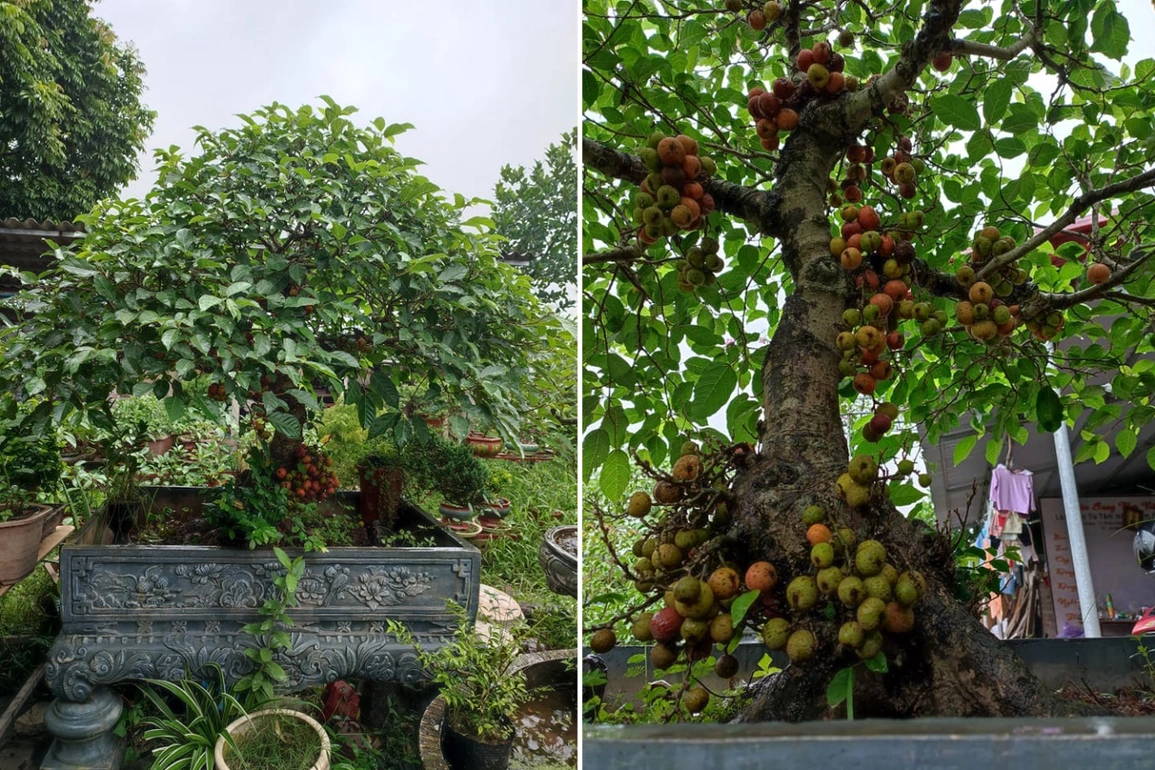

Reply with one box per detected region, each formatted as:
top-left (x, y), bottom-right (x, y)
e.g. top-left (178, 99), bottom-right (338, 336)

top-left (1036, 386), bottom-right (1063, 433)
top-left (826, 666), bottom-right (853, 708)
top-left (266, 411), bottom-right (302, 439)
top-left (729, 589), bottom-right (761, 628)
top-left (1117, 428), bottom-right (1137, 459)
top-left (198, 295), bottom-right (223, 311)
top-left (931, 94), bottom-right (981, 131)
top-left (690, 362), bottom-right (737, 421)
top-left (863, 651), bottom-right (888, 673)
top-left (953, 434), bottom-right (977, 465)
top-left (983, 79), bottom-right (1012, 124)
top-left (599, 448), bottom-right (631, 502)
top-left (583, 428), bottom-right (611, 482)
top-left (163, 396), bottom-right (185, 423)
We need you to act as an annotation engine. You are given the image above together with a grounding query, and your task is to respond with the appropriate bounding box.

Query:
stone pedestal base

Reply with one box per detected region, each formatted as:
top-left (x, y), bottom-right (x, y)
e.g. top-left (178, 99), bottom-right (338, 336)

top-left (41, 687), bottom-right (124, 770)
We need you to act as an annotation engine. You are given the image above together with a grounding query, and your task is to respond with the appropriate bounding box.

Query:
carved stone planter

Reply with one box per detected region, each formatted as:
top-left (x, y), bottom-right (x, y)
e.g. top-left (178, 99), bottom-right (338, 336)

top-left (42, 498), bottom-right (480, 770)
top-left (539, 525), bottom-right (577, 598)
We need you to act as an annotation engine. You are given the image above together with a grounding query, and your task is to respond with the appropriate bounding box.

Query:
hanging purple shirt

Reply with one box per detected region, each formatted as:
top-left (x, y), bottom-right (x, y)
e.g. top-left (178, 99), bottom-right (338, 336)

top-left (990, 464), bottom-right (1034, 514)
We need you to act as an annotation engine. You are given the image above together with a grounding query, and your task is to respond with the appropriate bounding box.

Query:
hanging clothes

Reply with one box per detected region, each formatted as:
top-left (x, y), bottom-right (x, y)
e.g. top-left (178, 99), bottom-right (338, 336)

top-left (990, 464), bottom-right (1035, 514)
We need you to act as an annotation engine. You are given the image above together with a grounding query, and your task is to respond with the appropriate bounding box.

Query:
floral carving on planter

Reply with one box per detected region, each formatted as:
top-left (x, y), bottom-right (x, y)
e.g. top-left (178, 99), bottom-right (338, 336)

top-left (352, 566), bottom-right (433, 610)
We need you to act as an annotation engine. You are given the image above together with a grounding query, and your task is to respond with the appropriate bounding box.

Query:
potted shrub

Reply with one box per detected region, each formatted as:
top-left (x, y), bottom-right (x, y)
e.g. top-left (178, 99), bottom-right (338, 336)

top-left (356, 448), bottom-right (405, 532)
top-left (401, 435), bottom-right (490, 523)
top-left (0, 414), bottom-right (65, 539)
top-left (0, 484), bottom-right (59, 584)
top-left (111, 395), bottom-right (179, 455)
top-left (1, 100), bottom-right (559, 770)
top-left (392, 605), bottom-right (533, 770)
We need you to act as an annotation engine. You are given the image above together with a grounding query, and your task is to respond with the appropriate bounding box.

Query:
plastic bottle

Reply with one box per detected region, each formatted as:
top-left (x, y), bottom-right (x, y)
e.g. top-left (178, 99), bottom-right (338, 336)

top-left (1106, 594), bottom-right (1115, 620)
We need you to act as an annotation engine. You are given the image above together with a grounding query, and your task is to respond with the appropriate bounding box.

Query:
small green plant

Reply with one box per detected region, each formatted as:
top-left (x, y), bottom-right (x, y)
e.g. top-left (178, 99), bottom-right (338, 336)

top-left (112, 395), bottom-right (179, 441)
top-left (236, 546), bottom-right (305, 705)
top-left (0, 484), bottom-right (42, 521)
top-left (221, 711), bottom-right (323, 770)
top-left (389, 602), bottom-right (530, 743)
top-left (826, 652), bottom-right (888, 720)
top-left (136, 663), bottom-right (254, 770)
top-left (204, 448), bottom-right (289, 548)
top-left (1131, 637), bottom-right (1155, 694)
top-left (137, 441), bottom-right (237, 486)
top-left (380, 527), bottom-right (438, 548)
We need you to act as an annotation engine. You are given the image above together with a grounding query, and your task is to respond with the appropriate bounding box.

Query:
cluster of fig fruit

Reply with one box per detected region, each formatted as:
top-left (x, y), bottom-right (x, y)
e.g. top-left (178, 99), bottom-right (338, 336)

top-left (634, 133), bottom-right (718, 245)
top-left (676, 237), bottom-right (725, 293)
top-left (763, 506), bottom-right (926, 664)
top-left (589, 441), bottom-right (748, 713)
top-left (275, 442), bottom-right (340, 503)
top-left (953, 225), bottom-right (1026, 342)
top-left (746, 39), bottom-right (855, 152)
top-left (206, 381), bottom-right (229, 402)
top-left (730, 0), bottom-right (781, 30)
top-left (877, 136), bottom-right (925, 200)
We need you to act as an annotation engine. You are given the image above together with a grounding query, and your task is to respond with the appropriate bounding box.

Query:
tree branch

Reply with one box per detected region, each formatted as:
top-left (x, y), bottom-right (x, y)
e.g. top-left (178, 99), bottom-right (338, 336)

top-left (1103, 290), bottom-right (1155, 309)
top-left (582, 137), bottom-right (773, 228)
top-left (975, 167), bottom-right (1155, 280)
top-left (843, 0), bottom-right (964, 132)
top-left (948, 25), bottom-right (1038, 60)
top-left (583, 243), bottom-right (644, 265)
top-left (1034, 248), bottom-right (1154, 311)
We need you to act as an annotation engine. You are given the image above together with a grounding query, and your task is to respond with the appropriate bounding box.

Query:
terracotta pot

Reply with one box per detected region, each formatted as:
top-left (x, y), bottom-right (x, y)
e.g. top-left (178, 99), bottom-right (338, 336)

top-left (357, 465), bottom-right (404, 530)
top-left (214, 708), bottom-right (331, 770)
top-left (146, 435), bottom-right (175, 456)
top-left (444, 519), bottom-right (483, 539)
top-left (40, 504), bottom-right (64, 539)
top-left (0, 504), bottom-right (55, 585)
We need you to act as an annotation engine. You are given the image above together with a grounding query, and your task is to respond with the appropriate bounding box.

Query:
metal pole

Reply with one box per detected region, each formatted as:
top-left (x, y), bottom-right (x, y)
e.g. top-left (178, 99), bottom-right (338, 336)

top-left (1046, 342), bottom-right (1101, 638)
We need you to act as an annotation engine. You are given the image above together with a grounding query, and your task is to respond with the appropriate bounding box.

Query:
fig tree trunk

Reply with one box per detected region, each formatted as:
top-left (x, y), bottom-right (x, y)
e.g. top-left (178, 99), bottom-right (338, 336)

top-left (725, 126), bottom-right (1092, 721)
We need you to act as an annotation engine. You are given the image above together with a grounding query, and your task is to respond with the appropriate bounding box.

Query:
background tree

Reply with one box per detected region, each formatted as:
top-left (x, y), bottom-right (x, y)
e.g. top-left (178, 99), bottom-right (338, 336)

top-left (492, 129), bottom-right (579, 311)
top-left (0, 99), bottom-right (554, 483)
top-left (583, 0), bottom-right (1155, 721)
top-left (0, 0), bottom-right (154, 220)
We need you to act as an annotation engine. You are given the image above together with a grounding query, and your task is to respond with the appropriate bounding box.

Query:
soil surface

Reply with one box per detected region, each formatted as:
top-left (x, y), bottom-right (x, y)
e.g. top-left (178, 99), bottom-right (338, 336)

top-left (1058, 685), bottom-right (1155, 716)
top-left (154, 517), bottom-right (376, 548)
top-left (552, 527), bottom-right (577, 557)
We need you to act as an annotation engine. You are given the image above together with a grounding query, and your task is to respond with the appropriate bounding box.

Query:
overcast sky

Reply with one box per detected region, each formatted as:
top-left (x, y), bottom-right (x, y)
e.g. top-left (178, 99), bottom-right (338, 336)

top-left (94, 0), bottom-right (577, 209)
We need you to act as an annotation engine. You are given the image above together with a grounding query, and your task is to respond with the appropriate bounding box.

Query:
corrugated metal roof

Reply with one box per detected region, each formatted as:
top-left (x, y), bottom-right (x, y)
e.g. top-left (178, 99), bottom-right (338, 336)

top-left (0, 217), bottom-right (85, 291)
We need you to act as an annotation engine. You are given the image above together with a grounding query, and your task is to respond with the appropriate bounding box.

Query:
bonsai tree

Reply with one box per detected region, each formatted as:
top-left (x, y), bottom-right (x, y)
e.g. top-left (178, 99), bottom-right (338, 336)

top-left (0, 99), bottom-right (557, 532)
top-left (582, 0), bottom-right (1155, 720)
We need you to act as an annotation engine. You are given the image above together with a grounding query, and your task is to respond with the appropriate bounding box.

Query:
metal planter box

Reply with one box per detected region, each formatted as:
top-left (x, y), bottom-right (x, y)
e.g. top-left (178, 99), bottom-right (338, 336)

top-left (42, 497), bottom-right (479, 770)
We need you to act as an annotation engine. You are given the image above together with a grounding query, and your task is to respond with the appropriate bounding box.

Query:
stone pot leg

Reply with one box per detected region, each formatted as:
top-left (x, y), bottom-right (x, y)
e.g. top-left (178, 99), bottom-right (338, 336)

top-left (41, 687), bottom-right (124, 770)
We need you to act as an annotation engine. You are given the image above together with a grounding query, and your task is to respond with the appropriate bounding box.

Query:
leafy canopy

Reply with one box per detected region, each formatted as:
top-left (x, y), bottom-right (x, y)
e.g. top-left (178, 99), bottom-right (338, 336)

top-left (0, 0), bottom-right (155, 220)
top-left (492, 129), bottom-right (579, 311)
top-left (0, 99), bottom-right (558, 448)
top-left (583, 0), bottom-right (1155, 500)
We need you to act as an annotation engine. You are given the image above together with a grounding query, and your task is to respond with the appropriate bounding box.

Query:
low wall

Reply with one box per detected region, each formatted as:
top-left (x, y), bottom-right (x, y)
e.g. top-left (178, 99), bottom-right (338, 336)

top-left (586, 636), bottom-right (1151, 705)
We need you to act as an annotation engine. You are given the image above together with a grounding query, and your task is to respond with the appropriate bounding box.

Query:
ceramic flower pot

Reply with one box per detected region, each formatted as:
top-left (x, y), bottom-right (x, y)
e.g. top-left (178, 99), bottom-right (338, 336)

top-left (478, 496), bottom-right (512, 518)
top-left (438, 501), bottom-right (474, 522)
top-left (146, 435), bottom-right (175, 456)
top-left (0, 504), bottom-right (56, 585)
top-left (214, 708), bottom-right (331, 770)
top-left (442, 715), bottom-right (514, 770)
top-left (466, 433), bottom-right (503, 458)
